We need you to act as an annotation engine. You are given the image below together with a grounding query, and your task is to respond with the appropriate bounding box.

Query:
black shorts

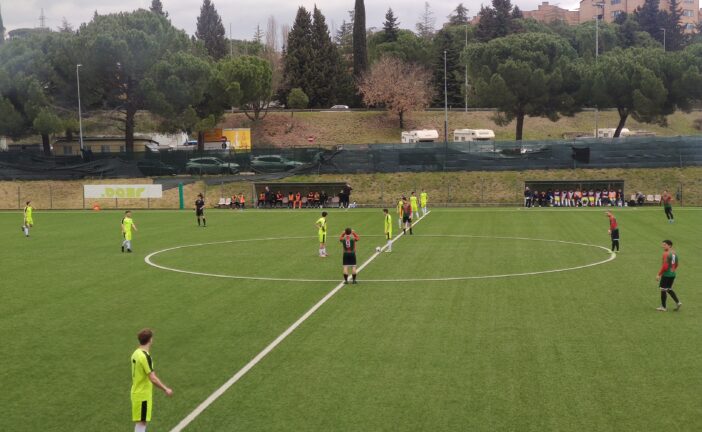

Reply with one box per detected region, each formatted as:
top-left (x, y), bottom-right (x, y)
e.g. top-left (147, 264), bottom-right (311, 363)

top-left (402, 215), bottom-right (411, 224)
top-left (659, 276), bottom-right (675, 290)
top-left (196, 209), bottom-right (204, 216)
top-left (610, 229), bottom-right (619, 240)
top-left (343, 252), bottom-right (357, 266)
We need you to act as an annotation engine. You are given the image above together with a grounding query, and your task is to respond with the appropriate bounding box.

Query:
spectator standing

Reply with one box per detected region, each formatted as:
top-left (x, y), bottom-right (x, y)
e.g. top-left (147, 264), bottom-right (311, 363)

top-left (524, 187), bottom-right (532, 208)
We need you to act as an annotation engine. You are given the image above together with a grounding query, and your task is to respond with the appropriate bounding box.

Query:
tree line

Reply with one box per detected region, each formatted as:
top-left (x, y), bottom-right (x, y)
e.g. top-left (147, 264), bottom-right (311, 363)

top-left (0, 0), bottom-right (701, 151)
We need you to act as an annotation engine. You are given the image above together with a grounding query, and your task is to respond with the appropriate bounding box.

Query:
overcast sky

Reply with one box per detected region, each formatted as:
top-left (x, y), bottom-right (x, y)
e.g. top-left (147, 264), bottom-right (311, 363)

top-left (3, 0), bottom-right (582, 41)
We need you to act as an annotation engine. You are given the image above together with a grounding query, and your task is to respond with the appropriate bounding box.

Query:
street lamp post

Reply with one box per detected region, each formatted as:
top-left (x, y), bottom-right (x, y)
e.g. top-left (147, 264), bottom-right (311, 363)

top-left (465, 24), bottom-right (468, 112)
top-left (76, 64), bottom-right (84, 155)
top-left (593, 2), bottom-right (604, 139)
top-left (660, 27), bottom-right (666, 51)
top-left (444, 50), bottom-right (448, 144)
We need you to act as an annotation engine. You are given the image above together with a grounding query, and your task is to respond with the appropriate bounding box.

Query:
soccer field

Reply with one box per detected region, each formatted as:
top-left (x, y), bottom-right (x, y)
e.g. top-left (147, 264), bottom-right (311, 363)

top-left (2, 207), bottom-right (701, 431)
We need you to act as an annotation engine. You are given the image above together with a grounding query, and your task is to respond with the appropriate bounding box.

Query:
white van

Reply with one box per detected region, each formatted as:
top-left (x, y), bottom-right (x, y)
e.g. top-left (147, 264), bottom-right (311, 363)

top-left (453, 129), bottom-right (495, 142)
top-left (401, 129), bottom-right (439, 143)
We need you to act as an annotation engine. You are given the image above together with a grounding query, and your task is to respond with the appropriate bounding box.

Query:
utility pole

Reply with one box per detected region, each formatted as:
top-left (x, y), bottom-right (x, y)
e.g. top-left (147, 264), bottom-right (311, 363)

top-left (465, 23), bottom-right (468, 112)
top-left (593, 2), bottom-right (604, 139)
top-left (444, 50), bottom-right (448, 144)
top-left (76, 64), bottom-right (84, 155)
top-left (39, 8), bottom-right (46, 29)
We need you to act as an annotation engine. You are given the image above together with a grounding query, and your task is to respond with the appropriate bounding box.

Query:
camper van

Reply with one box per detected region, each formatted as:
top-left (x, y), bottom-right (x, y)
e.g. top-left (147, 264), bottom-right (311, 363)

top-left (597, 128), bottom-right (631, 138)
top-left (453, 129), bottom-right (495, 142)
top-left (401, 129), bottom-right (439, 143)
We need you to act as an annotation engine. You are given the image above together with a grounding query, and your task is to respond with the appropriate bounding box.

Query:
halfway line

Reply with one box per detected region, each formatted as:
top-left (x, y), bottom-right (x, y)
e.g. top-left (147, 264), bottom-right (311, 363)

top-left (168, 211), bottom-right (430, 432)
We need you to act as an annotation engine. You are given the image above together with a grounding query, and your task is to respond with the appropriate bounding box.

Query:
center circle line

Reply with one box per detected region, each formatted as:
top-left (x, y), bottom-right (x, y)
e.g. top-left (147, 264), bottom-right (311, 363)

top-left (144, 235), bottom-right (616, 283)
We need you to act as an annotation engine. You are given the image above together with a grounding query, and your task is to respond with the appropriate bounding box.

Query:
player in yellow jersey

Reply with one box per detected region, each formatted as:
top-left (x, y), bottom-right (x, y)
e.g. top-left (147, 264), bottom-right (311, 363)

top-left (315, 211), bottom-right (328, 257)
top-left (396, 196), bottom-right (404, 230)
top-left (131, 329), bottom-right (173, 432)
top-left (420, 190), bottom-right (428, 216)
top-left (383, 208), bottom-right (393, 252)
top-left (121, 210), bottom-right (138, 253)
top-left (410, 192), bottom-right (419, 219)
top-left (22, 201), bottom-right (33, 237)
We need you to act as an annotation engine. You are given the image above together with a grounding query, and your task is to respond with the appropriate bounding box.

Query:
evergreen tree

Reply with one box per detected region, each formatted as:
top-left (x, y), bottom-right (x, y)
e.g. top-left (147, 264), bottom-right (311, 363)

top-left (416, 2), bottom-right (436, 39)
top-left (353, 0), bottom-right (368, 77)
top-left (448, 3), bottom-right (470, 26)
top-left (662, 0), bottom-right (686, 50)
top-left (432, 29), bottom-right (463, 107)
top-left (253, 24), bottom-right (264, 44)
top-left (383, 8), bottom-right (400, 43)
top-left (0, 4), bottom-right (5, 45)
top-left (196, 0), bottom-right (227, 59)
top-left (475, 0), bottom-right (521, 41)
top-left (511, 5), bottom-right (523, 19)
top-left (280, 7), bottom-right (314, 102)
top-left (309, 6), bottom-right (344, 107)
top-left (634, 0), bottom-right (666, 44)
top-left (150, 0), bottom-right (168, 17)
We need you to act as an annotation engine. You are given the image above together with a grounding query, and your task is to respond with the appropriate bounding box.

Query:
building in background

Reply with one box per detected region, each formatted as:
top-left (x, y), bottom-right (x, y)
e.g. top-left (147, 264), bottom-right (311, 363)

top-left (578, 0), bottom-right (700, 32)
top-left (522, 2), bottom-right (580, 25)
top-left (518, 0), bottom-right (699, 32)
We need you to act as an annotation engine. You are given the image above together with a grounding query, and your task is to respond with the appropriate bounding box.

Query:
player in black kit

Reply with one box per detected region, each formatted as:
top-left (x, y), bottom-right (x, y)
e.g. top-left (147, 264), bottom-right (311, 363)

top-left (195, 193), bottom-right (206, 227)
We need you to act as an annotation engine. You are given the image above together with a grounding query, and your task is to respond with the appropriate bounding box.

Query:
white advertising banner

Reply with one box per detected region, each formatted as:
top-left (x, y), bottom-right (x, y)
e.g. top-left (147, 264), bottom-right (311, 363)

top-left (84, 184), bottom-right (163, 199)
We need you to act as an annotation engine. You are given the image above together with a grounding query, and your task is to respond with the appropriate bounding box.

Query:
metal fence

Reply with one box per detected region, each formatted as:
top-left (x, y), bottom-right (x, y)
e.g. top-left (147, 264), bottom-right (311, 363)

top-left (1, 135), bottom-right (701, 179)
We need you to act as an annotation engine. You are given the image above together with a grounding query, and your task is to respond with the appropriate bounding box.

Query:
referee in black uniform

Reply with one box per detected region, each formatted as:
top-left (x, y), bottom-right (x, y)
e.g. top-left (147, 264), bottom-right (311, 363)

top-left (195, 193), bottom-right (206, 227)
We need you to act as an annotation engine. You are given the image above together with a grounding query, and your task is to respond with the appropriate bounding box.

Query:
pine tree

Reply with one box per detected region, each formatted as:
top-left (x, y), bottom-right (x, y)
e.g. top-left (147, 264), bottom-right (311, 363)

top-left (416, 2), bottom-right (435, 39)
top-left (448, 3), bottom-right (470, 26)
top-left (511, 5), bottom-right (523, 19)
top-left (634, 0), bottom-right (666, 43)
top-left (253, 24), bottom-right (264, 44)
top-left (432, 29), bottom-right (463, 107)
top-left (150, 0), bottom-right (168, 17)
top-left (196, 0), bottom-right (227, 59)
top-left (383, 8), bottom-right (400, 43)
top-left (353, 0), bottom-right (368, 78)
top-left (281, 7), bottom-right (314, 102)
top-left (0, 4), bottom-right (5, 45)
top-left (475, 0), bottom-right (521, 41)
top-left (662, 0), bottom-right (686, 50)
top-left (309, 6), bottom-right (342, 108)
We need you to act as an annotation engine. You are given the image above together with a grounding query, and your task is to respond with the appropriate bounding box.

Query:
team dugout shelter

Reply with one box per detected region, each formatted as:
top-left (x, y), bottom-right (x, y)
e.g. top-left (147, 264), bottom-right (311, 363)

top-left (525, 180), bottom-right (625, 193)
top-left (525, 180), bottom-right (625, 206)
top-left (254, 182), bottom-right (348, 207)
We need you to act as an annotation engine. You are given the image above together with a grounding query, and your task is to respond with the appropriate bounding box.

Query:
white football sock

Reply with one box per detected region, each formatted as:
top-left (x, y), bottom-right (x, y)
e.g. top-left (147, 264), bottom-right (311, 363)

top-left (135, 423), bottom-right (146, 432)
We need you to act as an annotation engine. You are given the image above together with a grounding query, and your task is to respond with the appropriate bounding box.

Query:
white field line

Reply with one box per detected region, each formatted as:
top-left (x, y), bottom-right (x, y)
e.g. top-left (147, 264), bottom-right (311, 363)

top-left (168, 212), bottom-right (430, 432)
top-left (146, 234), bottom-right (615, 283)
top-left (4, 206), bottom-right (702, 215)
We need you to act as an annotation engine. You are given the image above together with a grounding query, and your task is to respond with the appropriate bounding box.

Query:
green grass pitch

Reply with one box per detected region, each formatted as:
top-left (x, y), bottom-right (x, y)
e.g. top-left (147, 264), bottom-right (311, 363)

top-left (2, 207), bottom-right (701, 431)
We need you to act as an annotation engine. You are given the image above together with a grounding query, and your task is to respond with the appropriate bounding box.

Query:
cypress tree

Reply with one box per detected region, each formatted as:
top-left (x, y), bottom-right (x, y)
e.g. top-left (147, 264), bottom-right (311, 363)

top-left (150, 0), bottom-right (168, 17)
top-left (196, 0), bottom-right (227, 59)
top-left (309, 7), bottom-right (338, 107)
top-left (353, 0), bottom-right (368, 77)
top-left (281, 7), bottom-right (314, 103)
top-left (383, 8), bottom-right (400, 43)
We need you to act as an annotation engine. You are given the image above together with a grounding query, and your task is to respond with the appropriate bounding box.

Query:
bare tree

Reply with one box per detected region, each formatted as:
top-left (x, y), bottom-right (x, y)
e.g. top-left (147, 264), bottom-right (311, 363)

top-left (280, 24), bottom-right (291, 51)
top-left (266, 15), bottom-right (278, 53)
top-left (358, 56), bottom-right (433, 128)
top-left (416, 2), bottom-right (435, 39)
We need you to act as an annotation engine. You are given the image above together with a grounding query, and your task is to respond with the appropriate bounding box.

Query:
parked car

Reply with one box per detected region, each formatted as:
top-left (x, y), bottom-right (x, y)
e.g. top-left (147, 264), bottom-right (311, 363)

top-left (250, 155), bottom-right (304, 172)
top-left (137, 159), bottom-right (178, 176)
top-left (186, 157), bottom-right (240, 175)
top-left (330, 105), bottom-right (350, 110)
